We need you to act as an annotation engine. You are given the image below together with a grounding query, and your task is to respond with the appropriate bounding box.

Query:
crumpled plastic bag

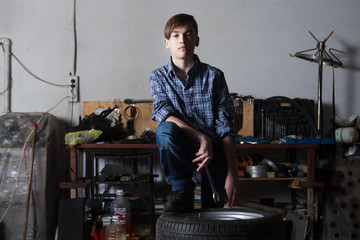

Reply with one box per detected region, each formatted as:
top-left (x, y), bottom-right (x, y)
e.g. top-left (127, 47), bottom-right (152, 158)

top-left (65, 129), bottom-right (103, 146)
top-left (99, 164), bottom-right (135, 181)
top-left (335, 114), bottom-right (358, 127)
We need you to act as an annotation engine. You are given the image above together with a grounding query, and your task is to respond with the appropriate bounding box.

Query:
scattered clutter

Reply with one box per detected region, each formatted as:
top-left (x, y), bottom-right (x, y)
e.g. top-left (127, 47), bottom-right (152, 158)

top-left (66, 101), bottom-right (157, 145)
top-left (67, 105), bottom-right (126, 142)
top-left (237, 154), bottom-right (305, 179)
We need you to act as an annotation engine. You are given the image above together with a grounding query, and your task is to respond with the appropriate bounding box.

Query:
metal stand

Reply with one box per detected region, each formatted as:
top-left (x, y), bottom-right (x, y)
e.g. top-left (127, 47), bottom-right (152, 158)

top-left (290, 31), bottom-right (343, 136)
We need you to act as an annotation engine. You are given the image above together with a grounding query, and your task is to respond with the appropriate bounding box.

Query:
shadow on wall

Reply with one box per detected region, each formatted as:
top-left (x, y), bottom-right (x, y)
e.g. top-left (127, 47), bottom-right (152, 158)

top-left (335, 36), bottom-right (360, 116)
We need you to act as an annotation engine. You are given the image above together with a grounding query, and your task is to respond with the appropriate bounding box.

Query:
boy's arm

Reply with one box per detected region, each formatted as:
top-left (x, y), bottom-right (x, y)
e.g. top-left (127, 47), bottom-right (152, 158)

top-left (149, 73), bottom-right (172, 124)
top-left (166, 115), bottom-right (213, 172)
top-left (213, 72), bottom-right (236, 139)
top-left (222, 135), bottom-right (240, 208)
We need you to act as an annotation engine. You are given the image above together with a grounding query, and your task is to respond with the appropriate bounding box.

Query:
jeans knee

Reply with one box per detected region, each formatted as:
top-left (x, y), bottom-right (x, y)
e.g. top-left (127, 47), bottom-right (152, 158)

top-left (156, 121), bottom-right (179, 135)
top-left (156, 122), bottom-right (180, 147)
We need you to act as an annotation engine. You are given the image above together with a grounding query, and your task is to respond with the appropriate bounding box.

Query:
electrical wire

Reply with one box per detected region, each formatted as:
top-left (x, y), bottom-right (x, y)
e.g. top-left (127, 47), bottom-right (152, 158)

top-left (1, 17), bottom-right (76, 91)
top-left (69, 0), bottom-right (78, 127)
top-left (72, 0), bottom-right (77, 76)
top-left (0, 76), bottom-right (11, 95)
top-left (11, 52), bottom-right (70, 87)
top-left (1, 0), bottom-right (78, 127)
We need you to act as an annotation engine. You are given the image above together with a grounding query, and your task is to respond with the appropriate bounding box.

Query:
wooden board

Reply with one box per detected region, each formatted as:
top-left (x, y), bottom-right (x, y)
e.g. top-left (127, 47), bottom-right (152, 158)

top-left (237, 100), bottom-right (254, 137)
top-left (82, 101), bottom-right (158, 138)
top-left (82, 100), bottom-right (254, 138)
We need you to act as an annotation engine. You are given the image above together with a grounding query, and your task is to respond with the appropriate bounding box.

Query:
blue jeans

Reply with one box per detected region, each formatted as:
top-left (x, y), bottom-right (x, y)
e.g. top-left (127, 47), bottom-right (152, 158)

top-left (156, 121), bottom-right (227, 208)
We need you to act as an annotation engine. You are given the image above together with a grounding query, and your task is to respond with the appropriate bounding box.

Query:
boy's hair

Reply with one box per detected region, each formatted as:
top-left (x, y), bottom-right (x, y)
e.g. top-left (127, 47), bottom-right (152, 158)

top-left (164, 13), bottom-right (198, 39)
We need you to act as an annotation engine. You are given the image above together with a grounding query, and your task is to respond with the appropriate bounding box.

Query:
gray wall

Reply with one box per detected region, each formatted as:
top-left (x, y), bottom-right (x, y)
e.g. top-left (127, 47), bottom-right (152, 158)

top-left (1, 0), bottom-right (359, 131)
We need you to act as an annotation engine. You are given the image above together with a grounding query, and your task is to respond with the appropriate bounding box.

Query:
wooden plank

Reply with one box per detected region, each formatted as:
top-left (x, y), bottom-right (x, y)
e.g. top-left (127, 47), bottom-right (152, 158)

top-left (82, 100), bottom-right (256, 138)
top-left (237, 100), bottom-right (254, 137)
top-left (59, 182), bottom-right (88, 188)
top-left (236, 200), bottom-right (287, 216)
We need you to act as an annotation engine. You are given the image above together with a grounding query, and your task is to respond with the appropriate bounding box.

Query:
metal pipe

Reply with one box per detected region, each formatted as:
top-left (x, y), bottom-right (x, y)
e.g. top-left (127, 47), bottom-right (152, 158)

top-left (290, 32), bottom-right (343, 137)
top-left (317, 42), bottom-right (324, 136)
top-left (23, 123), bottom-right (37, 240)
top-left (124, 98), bottom-right (153, 104)
top-left (0, 38), bottom-right (12, 115)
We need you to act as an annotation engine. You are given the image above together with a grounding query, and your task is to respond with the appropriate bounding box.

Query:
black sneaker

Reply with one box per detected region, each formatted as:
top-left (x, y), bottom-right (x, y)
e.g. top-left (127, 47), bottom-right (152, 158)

top-left (163, 190), bottom-right (194, 212)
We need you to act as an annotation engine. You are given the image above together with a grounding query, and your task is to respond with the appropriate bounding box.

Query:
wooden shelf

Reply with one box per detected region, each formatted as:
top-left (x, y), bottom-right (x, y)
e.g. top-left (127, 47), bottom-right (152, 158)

top-left (236, 143), bottom-right (319, 149)
top-left (238, 177), bottom-right (307, 181)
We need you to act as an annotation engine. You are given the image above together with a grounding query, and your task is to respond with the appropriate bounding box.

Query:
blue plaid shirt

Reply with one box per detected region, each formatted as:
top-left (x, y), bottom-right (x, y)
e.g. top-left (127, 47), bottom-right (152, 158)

top-left (149, 55), bottom-right (236, 144)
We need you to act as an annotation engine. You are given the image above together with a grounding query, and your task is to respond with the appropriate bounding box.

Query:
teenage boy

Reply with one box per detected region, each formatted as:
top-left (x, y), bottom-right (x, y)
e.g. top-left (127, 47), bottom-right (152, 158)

top-left (149, 13), bottom-right (239, 212)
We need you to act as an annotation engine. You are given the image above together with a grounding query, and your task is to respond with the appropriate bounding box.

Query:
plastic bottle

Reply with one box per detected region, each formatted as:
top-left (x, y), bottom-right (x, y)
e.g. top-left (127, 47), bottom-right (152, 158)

top-left (104, 216), bottom-right (126, 240)
top-left (110, 190), bottom-right (131, 233)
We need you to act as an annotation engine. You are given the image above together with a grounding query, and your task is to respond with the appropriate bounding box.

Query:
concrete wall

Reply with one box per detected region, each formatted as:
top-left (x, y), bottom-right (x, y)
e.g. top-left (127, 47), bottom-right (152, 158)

top-left (1, 0), bottom-right (359, 131)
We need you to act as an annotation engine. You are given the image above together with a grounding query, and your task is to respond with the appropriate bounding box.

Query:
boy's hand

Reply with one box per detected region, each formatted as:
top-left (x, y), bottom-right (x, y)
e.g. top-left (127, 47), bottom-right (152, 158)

top-left (225, 171), bottom-right (240, 207)
top-left (192, 135), bottom-right (213, 172)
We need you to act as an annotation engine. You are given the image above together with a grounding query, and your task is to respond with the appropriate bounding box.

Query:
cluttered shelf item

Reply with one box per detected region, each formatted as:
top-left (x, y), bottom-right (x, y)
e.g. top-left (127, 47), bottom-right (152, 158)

top-left (63, 142), bottom-right (321, 186)
top-left (91, 153), bottom-right (155, 237)
top-left (235, 143), bottom-right (322, 186)
top-left (60, 143), bottom-right (158, 238)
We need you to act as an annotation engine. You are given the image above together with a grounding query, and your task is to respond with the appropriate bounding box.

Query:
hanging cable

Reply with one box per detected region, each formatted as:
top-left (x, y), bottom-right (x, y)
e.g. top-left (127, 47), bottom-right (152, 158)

top-left (71, 0), bottom-right (77, 76)
top-left (0, 77), bottom-right (11, 95)
top-left (2, 39), bottom-right (69, 88)
top-left (10, 52), bottom-right (70, 87)
top-left (69, 0), bottom-right (79, 127)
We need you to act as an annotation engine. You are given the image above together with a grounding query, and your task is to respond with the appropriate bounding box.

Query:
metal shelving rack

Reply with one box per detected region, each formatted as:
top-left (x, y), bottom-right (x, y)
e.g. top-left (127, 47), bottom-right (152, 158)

top-left (90, 153), bottom-right (156, 236)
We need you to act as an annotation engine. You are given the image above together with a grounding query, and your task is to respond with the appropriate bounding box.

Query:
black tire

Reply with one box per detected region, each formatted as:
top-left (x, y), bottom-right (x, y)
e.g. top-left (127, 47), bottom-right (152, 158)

top-left (156, 207), bottom-right (285, 240)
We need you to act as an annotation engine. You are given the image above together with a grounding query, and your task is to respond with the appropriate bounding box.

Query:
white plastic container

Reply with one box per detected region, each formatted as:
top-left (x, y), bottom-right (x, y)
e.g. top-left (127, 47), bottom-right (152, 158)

top-left (335, 127), bottom-right (359, 144)
top-left (105, 215), bottom-right (126, 240)
top-left (110, 190), bottom-right (131, 233)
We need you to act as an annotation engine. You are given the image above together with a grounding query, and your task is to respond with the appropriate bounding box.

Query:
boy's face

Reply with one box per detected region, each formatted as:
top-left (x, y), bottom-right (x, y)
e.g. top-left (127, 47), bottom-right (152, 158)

top-left (164, 25), bottom-right (199, 61)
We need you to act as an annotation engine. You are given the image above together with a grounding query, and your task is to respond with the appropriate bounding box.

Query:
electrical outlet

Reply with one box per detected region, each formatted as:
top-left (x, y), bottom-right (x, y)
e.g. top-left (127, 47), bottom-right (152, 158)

top-left (68, 75), bottom-right (79, 103)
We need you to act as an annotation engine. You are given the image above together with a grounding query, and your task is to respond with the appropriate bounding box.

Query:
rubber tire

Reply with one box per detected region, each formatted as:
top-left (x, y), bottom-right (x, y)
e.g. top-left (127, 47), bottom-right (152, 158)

top-left (156, 207), bottom-right (285, 240)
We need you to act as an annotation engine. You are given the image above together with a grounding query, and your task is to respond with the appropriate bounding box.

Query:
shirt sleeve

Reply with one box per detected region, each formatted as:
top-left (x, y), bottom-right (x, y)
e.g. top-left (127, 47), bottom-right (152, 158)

top-left (149, 70), bottom-right (175, 124)
top-left (213, 71), bottom-right (236, 139)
